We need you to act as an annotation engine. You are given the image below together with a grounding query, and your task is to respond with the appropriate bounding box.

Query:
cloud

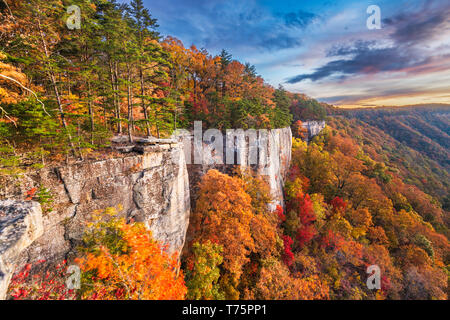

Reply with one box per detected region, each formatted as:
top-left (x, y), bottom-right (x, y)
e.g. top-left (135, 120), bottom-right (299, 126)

top-left (383, 4), bottom-right (450, 44)
top-left (286, 2), bottom-right (450, 84)
top-left (142, 0), bottom-right (312, 53)
top-left (283, 10), bottom-right (318, 28)
top-left (260, 35), bottom-right (302, 50)
top-left (287, 41), bottom-right (429, 83)
top-left (320, 94), bottom-right (372, 104)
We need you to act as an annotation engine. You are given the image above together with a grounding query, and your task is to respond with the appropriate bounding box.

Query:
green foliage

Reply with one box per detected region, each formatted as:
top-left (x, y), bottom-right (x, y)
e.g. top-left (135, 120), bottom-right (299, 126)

top-left (2, 99), bottom-right (61, 145)
top-left (413, 234), bottom-right (434, 259)
top-left (185, 241), bottom-right (225, 300)
top-left (80, 207), bottom-right (128, 256)
top-left (36, 186), bottom-right (54, 213)
top-left (272, 87), bottom-right (293, 128)
top-left (291, 96), bottom-right (327, 121)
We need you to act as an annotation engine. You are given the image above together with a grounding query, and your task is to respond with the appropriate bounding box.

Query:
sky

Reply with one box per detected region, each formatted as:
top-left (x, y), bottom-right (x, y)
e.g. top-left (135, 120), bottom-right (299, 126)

top-left (126, 0), bottom-right (450, 108)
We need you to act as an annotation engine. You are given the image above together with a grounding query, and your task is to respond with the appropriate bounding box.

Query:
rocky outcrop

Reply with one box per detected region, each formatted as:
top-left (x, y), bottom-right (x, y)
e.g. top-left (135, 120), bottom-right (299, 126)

top-left (302, 121), bottom-right (326, 141)
top-left (0, 127), bottom-right (293, 298)
top-left (0, 143), bottom-right (190, 298)
top-left (175, 127), bottom-right (292, 210)
top-left (262, 128), bottom-right (293, 209)
top-left (0, 200), bottom-right (43, 300)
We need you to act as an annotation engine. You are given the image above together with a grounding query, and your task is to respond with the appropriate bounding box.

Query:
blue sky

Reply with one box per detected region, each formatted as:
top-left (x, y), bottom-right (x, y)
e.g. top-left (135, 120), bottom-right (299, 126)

top-left (123, 0), bottom-right (450, 107)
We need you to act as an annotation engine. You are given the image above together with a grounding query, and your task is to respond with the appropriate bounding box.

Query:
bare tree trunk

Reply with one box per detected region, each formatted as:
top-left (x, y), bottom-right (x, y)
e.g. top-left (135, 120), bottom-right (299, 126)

top-left (37, 12), bottom-right (76, 156)
top-left (155, 110), bottom-right (160, 139)
top-left (114, 62), bottom-right (122, 134)
top-left (109, 59), bottom-right (122, 134)
top-left (88, 81), bottom-right (94, 145)
top-left (127, 63), bottom-right (133, 143)
top-left (174, 109), bottom-right (177, 132)
top-left (139, 67), bottom-right (151, 136)
top-left (37, 12), bottom-right (76, 157)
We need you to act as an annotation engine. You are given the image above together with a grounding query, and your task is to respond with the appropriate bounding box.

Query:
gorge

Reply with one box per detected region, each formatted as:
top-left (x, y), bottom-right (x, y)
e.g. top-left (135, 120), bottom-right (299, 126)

top-left (0, 124), bottom-right (327, 299)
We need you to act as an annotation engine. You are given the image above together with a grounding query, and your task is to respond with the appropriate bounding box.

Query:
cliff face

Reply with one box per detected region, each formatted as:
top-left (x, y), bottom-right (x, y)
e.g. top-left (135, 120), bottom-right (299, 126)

top-left (261, 127), bottom-right (293, 209)
top-left (0, 143), bottom-right (190, 291)
top-left (176, 127), bottom-right (292, 210)
top-left (0, 200), bottom-right (43, 299)
top-left (302, 121), bottom-right (326, 142)
top-left (0, 127), bottom-right (293, 298)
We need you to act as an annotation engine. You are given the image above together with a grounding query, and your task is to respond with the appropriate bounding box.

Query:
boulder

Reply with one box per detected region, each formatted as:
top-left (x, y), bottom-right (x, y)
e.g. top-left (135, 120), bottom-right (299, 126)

top-left (0, 200), bottom-right (43, 300)
top-left (111, 135), bottom-right (130, 144)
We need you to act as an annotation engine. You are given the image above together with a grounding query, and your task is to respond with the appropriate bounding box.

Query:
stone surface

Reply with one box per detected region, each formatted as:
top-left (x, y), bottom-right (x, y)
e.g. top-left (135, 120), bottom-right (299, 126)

top-left (113, 146), bottom-right (135, 153)
top-left (0, 200), bottom-right (43, 300)
top-left (111, 135), bottom-right (130, 144)
top-left (0, 126), bottom-right (296, 298)
top-left (0, 144), bottom-right (190, 296)
top-left (176, 127), bottom-right (292, 210)
top-left (135, 137), bottom-right (178, 145)
top-left (301, 121), bottom-right (326, 142)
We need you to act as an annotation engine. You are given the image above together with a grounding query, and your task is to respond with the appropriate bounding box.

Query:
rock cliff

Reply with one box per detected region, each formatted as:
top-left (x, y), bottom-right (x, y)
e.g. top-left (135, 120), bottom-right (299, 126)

top-left (175, 126), bottom-right (292, 210)
top-left (0, 126), bottom-right (294, 298)
top-left (0, 200), bottom-right (43, 299)
top-left (302, 121), bottom-right (326, 142)
top-left (0, 143), bottom-right (190, 299)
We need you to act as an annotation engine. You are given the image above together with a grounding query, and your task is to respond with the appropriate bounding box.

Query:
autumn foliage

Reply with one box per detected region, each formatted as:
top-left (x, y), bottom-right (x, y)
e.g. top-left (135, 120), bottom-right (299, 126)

top-left (8, 207), bottom-right (187, 300)
top-left (8, 260), bottom-right (76, 300)
top-left (76, 208), bottom-right (187, 300)
top-left (280, 124), bottom-right (449, 300)
top-left (185, 169), bottom-right (329, 300)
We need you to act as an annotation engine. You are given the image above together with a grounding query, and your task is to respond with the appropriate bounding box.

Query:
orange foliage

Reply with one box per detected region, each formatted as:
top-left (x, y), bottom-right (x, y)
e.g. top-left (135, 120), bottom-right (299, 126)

top-left (76, 211), bottom-right (186, 300)
top-left (188, 170), bottom-right (255, 282)
top-left (254, 259), bottom-right (329, 300)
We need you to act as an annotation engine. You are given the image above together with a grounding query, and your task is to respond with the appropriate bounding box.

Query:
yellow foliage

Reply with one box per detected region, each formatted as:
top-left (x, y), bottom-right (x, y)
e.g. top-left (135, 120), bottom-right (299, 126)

top-left (0, 54), bottom-right (29, 104)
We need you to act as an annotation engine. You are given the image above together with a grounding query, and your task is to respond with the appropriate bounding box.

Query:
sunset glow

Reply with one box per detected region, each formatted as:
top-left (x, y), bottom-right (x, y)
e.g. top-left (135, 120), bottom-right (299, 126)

top-left (136, 0), bottom-right (450, 107)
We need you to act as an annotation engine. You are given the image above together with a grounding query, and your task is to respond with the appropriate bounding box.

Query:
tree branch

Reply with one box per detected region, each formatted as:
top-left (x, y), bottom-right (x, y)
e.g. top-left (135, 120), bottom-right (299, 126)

top-left (1, 0), bottom-right (15, 21)
top-left (0, 73), bottom-right (50, 116)
top-left (0, 105), bottom-right (16, 127)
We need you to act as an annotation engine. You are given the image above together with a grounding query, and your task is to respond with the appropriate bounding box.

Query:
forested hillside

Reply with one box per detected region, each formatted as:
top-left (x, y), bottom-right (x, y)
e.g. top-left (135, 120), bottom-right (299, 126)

top-left (1, 0), bottom-right (448, 301)
top-left (0, 0), bottom-right (291, 171)
top-left (341, 106), bottom-right (450, 169)
top-left (181, 119), bottom-right (449, 300)
top-left (329, 106), bottom-right (450, 212)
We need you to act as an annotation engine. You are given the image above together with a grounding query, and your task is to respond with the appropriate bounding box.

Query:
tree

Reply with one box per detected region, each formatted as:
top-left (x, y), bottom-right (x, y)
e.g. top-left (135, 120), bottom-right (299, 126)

top-left (272, 86), bottom-right (292, 128)
top-left (290, 97), bottom-right (327, 121)
top-left (185, 241), bottom-right (225, 300)
top-left (24, 0), bottom-right (76, 155)
top-left (187, 170), bottom-right (255, 298)
top-left (292, 120), bottom-right (308, 139)
top-left (253, 258), bottom-right (329, 300)
top-left (77, 208), bottom-right (186, 300)
top-left (127, 0), bottom-right (174, 136)
top-left (96, 0), bottom-right (128, 134)
top-left (0, 51), bottom-right (29, 105)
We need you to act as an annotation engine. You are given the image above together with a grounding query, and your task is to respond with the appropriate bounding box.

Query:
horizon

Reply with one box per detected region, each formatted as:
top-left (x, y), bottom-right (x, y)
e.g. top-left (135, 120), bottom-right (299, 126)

top-left (331, 102), bottom-right (450, 109)
top-left (127, 0), bottom-right (450, 108)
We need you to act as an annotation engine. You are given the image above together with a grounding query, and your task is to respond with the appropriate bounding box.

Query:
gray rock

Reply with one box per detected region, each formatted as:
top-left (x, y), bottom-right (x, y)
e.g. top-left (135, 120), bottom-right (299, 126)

top-left (113, 146), bottom-right (135, 153)
top-left (111, 135), bottom-right (130, 144)
top-left (0, 126), bottom-right (294, 299)
top-left (301, 121), bottom-right (326, 142)
top-left (137, 138), bottom-right (178, 145)
top-left (0, 200), bottom-right (43, 300)
top-left (176, 127), bottom-right (293, 210)
top-left (0, 143), bottom-right (191, 270)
